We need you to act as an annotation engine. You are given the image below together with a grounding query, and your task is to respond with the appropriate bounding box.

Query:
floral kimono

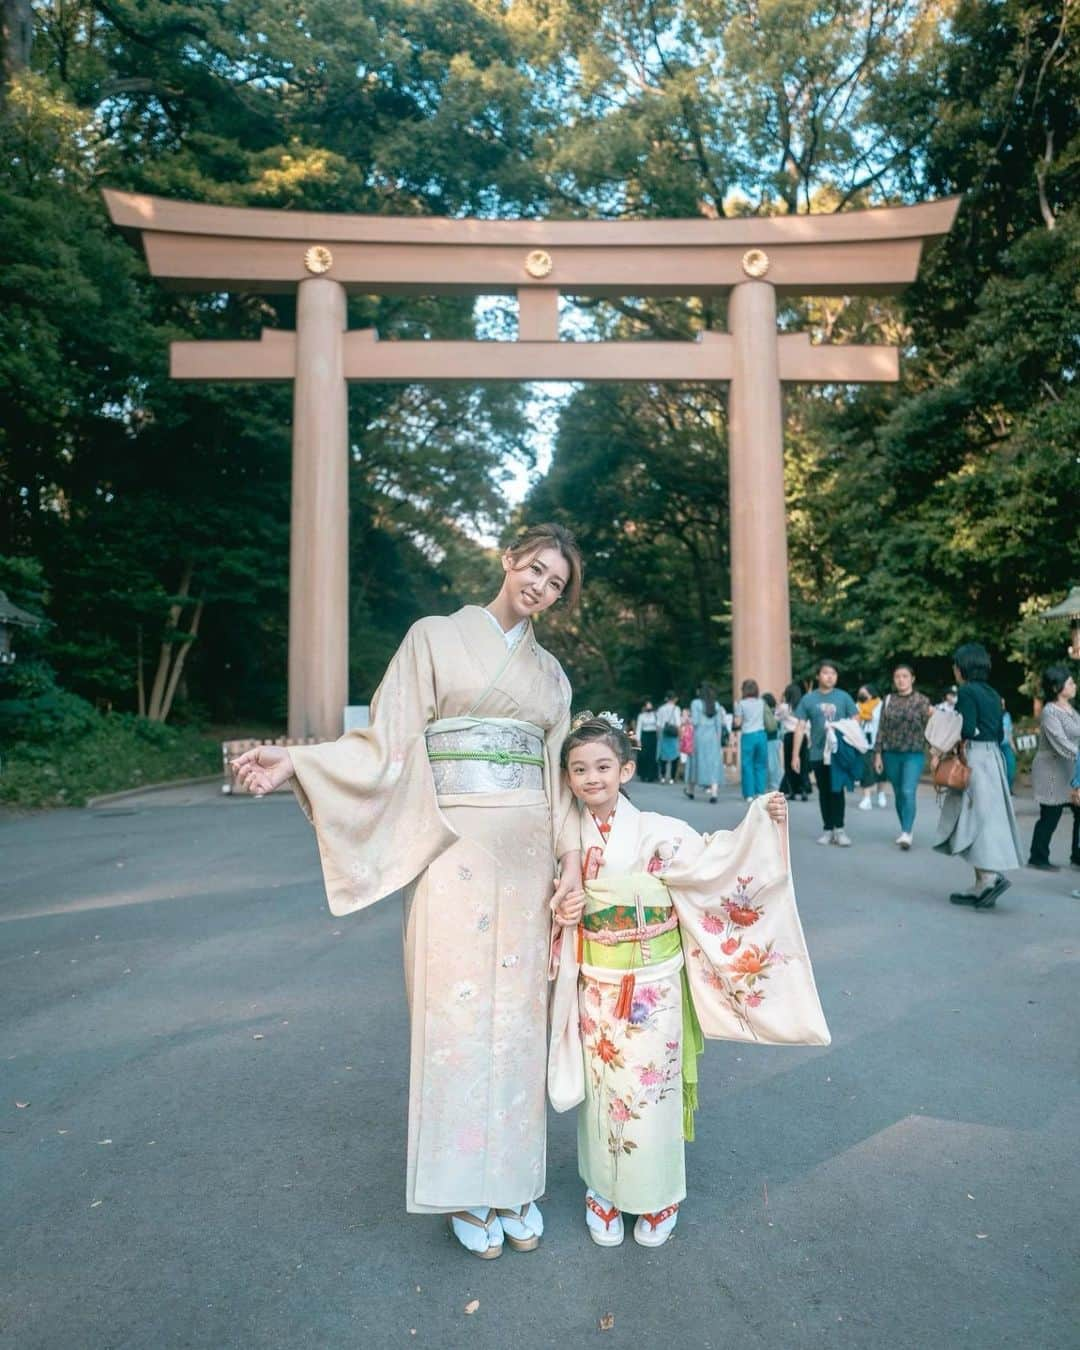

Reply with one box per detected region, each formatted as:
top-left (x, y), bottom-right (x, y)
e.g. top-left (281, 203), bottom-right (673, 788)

top-left (548, 796), bottom-right (829, 1214)
top-left (289, 606), bottom-right (576, 1213)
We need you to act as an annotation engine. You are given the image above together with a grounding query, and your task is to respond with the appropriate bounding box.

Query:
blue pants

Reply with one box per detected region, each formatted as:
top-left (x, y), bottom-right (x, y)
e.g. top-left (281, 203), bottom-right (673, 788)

top-left (883, 750), bottom-right (924, 834)
top-left (740, 730), bottom-right (769, 798)
top-left (1001, 743), bottom-right (1017, 791)
top-left (766, 737), bottom-right (782, 791)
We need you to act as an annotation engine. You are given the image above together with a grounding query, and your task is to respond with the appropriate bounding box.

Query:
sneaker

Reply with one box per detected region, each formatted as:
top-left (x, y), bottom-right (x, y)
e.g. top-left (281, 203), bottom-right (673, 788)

top-left (857, 797), bottom-right (873, 812)
top-left (832, 830), bottom-right (853, 847)
top-left (816, 831), bottom-right (834, 846)
top-left (1027, 860), bottom-right (1060, 872)
top-left (896, 832), bottom-right (912, 850)
top-left (876, 791), bottom-right (888, 808)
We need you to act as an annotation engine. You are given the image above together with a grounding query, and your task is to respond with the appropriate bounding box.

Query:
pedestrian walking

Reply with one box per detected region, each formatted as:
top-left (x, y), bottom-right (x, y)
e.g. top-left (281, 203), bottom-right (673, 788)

top-left (733, 678), bottom-right (768, 799)
top-left (687, 683), bottom-right (725, 803)
top-left (871, 664), bottom-right (932, 849)
top-left (1027, 665), bottom-right (1080, 872)
top-left (677, 706), bottom-right (694, 784)
top-left (656, 691), bottom-right (681, 784)
top-left (1000, 699), bottom-right (1018, 793)
top-left (791, 661), bottom-right (858, 846)
top-left (232, 523), bottom-right (585, 1258)
top-left (932, 642), bottom-right (1022, 909)
top-left (762, 692), bottom-right (783, 790)
top-left (779, 681), bottom-right (810, 801)
top-left (636, 701), bottom-right (659, 782)
top-left (855, 684), bottom-right (888, 811)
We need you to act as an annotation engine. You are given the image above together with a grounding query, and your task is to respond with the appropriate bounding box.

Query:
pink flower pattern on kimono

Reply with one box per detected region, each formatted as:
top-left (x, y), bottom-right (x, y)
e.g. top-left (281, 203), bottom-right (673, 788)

top-left (584, 979), bottom-right (680, 1171)
top-left (689, 874), bottom-right (791, 1037)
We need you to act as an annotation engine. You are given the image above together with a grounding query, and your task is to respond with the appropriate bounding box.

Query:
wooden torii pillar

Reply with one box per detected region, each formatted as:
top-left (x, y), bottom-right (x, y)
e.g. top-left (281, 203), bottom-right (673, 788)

top-left (105, 191), bottom-right (958, 739)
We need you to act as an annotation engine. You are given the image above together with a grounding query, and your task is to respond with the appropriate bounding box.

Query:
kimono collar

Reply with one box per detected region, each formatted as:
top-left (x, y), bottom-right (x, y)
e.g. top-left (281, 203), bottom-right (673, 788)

top-left (480, 606), bottom-right (528, 650)
top-left (583, 794), bottom-right (640, 877)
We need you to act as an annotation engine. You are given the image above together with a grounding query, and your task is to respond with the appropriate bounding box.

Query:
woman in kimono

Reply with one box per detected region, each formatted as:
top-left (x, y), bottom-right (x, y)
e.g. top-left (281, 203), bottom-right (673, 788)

top-left (548, 715), bottom-right (829, 1249)
top-left (233, 524), bottom-right (583, 1259)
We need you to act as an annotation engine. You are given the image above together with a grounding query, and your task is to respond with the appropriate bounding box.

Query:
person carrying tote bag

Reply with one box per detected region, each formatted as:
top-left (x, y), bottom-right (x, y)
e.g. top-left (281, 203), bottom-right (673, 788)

top-left (931, 642), bottom-right (1022, 910)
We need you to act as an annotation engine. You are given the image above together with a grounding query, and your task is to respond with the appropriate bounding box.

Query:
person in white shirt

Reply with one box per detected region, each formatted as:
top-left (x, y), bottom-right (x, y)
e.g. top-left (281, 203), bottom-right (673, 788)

top-left (655, 692), bottom-right (681, 784)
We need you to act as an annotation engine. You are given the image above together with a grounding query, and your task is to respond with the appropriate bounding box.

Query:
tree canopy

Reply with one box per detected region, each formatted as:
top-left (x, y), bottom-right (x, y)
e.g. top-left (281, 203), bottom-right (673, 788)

top-left (1, 0), bottom-right (1076, 737)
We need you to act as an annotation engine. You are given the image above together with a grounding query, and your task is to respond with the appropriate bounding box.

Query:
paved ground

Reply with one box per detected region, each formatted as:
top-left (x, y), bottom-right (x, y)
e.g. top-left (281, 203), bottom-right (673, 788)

top-left (1, 777), bottom-right (1077, 1350)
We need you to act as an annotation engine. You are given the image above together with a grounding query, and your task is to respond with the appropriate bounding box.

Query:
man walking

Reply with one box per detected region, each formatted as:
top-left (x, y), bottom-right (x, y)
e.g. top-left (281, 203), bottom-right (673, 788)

top-left (791, 660), bottom-right (858, 847)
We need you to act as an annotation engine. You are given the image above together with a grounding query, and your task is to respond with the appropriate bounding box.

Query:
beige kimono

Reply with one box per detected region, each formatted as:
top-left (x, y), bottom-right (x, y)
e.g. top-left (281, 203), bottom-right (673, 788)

top-left (289, 606), bottom-right (575, 1213)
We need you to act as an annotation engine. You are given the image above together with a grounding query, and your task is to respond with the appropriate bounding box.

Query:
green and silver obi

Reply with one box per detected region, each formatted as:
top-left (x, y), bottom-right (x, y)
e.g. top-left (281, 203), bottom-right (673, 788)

top-left (425, 716), bottom-right (545, 794)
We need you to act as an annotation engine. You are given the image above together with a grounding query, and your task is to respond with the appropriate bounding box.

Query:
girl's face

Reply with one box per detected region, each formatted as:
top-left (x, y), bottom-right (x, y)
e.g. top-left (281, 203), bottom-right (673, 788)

top-left (893, 668), bottom-right (914, 694)
top-left (566, 739), bottom-right (635, 816)
top-left (499, 546), bottom-right (570, 620)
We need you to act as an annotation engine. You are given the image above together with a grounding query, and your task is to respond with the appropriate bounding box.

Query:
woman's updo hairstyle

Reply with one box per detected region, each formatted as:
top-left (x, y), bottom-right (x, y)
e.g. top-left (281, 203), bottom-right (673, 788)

top-left (560, 711), bottom-right (633, 771)
top-left (504, 522), bottom-right (583, 609)
top-left (1042, 663), bottom-right (1072, 702)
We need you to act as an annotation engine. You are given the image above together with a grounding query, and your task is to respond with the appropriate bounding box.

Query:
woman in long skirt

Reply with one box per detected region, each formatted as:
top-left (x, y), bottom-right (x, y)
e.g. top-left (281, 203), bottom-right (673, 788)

top-left (933, 642), bottom-right (1022, 909)
top-left (233, 524), bottom-right (584, 1259)
top-left (686, 683), bottom-right (725, 803)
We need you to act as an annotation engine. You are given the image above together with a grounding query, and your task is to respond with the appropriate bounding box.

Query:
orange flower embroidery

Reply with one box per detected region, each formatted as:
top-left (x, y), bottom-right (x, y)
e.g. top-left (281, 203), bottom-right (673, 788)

top-left (730, 946), bottom-right (767, 976)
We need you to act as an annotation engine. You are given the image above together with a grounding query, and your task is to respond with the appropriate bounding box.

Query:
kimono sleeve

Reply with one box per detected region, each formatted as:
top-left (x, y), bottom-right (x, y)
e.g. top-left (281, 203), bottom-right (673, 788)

top-left (667, 798), bottom-right (830, 1047)
top-left (289, 621), bottom-right (458, 917)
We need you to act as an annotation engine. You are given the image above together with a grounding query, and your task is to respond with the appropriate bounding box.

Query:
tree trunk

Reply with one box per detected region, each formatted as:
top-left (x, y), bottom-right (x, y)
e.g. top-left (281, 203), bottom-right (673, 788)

top-left (159, 597), bottom-right (203, 724)
top-left (1, 0), bottom-right (32, 106)
top-left (147, 560), bottom-right (193, 721)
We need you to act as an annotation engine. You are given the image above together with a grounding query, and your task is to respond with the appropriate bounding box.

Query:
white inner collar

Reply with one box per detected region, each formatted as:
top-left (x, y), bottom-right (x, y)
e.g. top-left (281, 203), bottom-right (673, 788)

top-left (482, 607), bottom-right (528, 649)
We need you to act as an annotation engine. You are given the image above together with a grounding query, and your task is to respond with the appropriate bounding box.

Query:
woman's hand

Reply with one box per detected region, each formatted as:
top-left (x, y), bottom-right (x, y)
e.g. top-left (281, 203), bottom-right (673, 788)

top-left (231, 745), bottom-right (295, 796)
top-left (764, 791), bottom-right (788, 825)
top-left (873, 753), bottom-right (884, 775)
top-left (553, 888), bottom-right (586, 928)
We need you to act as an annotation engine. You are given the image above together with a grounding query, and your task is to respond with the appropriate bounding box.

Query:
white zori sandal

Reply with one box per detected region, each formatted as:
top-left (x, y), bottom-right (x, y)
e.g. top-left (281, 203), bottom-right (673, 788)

top-left (633, 1203), bottom-right (679, 1248)
top-left (495, 1202), bottom-right (543, 1252)
top-left (447, 1208), bottom-right (504, 1259)
top-left (585, 1190), bottom-right (624, 1247)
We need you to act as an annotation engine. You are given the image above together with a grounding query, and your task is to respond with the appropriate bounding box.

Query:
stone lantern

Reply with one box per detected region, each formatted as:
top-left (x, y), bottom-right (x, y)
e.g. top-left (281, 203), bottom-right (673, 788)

top-left (0, 591), bottom-right (44, 665)
top-left (1039, 585), bottom-right (1080, 661)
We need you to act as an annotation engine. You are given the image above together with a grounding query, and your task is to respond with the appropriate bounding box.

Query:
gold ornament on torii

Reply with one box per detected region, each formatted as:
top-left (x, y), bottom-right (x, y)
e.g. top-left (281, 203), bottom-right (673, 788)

top-left (741, 248), bottom-right (770, 278)
top-left (524, 249), bottom-right (553, 278)
top-left (304, 245), bottom-right (334, 274)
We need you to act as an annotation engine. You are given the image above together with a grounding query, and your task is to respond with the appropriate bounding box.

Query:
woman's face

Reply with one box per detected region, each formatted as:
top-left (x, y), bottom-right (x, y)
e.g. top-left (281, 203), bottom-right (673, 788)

top-left (893, 667), bottom-right (914, 695)
top-left (857, 688), bottom-right (870, 702)
top-left (500, 546), bottom-right (570, 620)
top-left (1061, 675), bottom-right (1077, 701)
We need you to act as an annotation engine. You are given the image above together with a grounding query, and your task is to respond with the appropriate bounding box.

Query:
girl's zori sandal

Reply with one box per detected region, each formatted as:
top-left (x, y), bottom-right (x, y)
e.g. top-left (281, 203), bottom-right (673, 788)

top-left (585, 1191), bottom-right (625, 1247)
top-left (633, 1203), bottom-right (679, 1248)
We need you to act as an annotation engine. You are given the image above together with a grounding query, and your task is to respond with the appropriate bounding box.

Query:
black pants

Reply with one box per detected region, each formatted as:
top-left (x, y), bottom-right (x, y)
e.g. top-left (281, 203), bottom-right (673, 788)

top-left (812, 762), bottom-right (845, 830)
top-left (637, 731), bottom-right (658, 782)
top-left (782, 731), bottom-right (811, 797)
top-left (1028, 802), bottom-right (1080, 865)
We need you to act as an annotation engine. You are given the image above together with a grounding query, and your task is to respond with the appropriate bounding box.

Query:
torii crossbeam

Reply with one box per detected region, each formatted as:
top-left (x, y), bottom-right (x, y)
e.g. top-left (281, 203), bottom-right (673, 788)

top-left (105, 190), bottom-right (958, 738)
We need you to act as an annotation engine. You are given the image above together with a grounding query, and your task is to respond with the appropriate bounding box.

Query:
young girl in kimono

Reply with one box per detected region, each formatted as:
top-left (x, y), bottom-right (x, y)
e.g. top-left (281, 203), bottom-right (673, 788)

top-left (550, 714), bottom-right (828, 1249)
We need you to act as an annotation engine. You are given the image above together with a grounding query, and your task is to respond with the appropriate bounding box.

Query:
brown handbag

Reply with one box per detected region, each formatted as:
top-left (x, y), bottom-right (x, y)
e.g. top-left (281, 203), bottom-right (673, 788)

top-left (933, 743), bottom-right (971, 792)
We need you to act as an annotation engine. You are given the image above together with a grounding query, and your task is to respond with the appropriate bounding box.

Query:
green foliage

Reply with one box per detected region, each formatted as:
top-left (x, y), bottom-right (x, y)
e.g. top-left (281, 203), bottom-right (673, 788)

top-left (3, 0), bottom-right (1076, 750)
top-left (0, 713), bottom-right (221, 809)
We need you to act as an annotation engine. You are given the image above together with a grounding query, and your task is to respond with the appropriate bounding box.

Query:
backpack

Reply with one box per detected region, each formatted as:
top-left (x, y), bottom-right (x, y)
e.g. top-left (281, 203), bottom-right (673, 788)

top-left (763, 703), bottom-right (778, 735)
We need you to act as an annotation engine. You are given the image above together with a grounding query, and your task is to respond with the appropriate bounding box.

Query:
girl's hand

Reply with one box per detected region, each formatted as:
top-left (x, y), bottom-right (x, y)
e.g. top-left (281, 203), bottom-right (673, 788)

top-left (764, 791), bottom-right (788, 825)
top-left (551, 850), bottom-right (582, 914)
top-left (231, 745), bottom-right (295, 796)
top-left (553, 889), bottom-right (586, 928)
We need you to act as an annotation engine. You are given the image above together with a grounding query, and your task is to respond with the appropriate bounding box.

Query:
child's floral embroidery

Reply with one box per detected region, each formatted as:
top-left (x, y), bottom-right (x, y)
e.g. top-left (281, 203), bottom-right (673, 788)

top-left (689, 875), bottom-right (791, 1037)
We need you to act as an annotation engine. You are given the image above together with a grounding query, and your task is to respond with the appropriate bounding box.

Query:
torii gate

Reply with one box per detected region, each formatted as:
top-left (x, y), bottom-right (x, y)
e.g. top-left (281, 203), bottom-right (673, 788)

top-left (105, 190), bottom-right (958, 740)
